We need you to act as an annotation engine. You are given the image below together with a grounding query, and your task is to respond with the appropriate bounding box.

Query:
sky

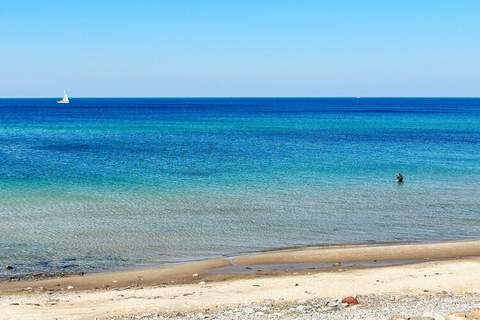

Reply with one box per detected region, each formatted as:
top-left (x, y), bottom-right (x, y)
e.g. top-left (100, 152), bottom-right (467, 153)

top-left (0, 1), bottom-right (479, 97)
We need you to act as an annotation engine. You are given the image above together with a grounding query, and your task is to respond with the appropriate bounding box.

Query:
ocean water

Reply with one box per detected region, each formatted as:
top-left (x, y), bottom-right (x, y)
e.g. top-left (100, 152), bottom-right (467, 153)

top-left (1, 98), bottom-right (479, 277)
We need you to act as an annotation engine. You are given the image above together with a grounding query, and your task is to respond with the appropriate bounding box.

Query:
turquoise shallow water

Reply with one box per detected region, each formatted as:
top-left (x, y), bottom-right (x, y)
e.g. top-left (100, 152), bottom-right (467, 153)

top-left (1, 98), bottom-right (479, 276)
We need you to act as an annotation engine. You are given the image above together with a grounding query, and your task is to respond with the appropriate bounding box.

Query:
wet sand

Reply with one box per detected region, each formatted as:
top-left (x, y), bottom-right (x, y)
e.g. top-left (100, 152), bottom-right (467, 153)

top-left (2, 239), bottom-right (479, 293)
top-left (1, 240), bottom-right (480, 319)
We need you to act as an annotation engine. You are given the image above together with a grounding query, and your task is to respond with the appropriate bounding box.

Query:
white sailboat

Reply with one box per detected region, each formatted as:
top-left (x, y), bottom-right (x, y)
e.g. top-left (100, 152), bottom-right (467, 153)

top-left (57, 90), bottom-right (70, 104)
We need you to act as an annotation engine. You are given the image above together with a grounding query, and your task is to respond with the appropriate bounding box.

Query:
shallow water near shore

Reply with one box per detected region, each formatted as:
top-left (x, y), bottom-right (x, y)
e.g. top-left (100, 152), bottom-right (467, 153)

top-left (1, 98), bottom-right (480, 277)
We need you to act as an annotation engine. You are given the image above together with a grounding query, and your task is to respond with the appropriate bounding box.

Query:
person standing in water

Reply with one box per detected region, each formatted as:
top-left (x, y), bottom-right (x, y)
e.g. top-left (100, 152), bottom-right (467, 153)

top-left (396, 173), bottom-right (404, 183)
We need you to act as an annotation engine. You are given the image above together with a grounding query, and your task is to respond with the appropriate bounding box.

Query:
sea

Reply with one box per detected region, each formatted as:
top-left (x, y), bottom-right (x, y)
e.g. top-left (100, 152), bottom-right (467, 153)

top-left (1, 98), bottom-right (479, 277)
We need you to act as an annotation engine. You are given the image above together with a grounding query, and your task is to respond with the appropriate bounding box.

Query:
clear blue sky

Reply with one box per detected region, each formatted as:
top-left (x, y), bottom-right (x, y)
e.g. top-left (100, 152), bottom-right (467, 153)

top-left (1, 1), bottom-right (479, 97)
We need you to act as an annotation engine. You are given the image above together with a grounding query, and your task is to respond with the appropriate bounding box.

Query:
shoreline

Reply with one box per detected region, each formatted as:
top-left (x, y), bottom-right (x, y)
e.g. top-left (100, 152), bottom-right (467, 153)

top-left (3, 238), bottom-right (469, 282)
top-left (1, 239), bottom-right (479, 294)
top-left (2, 239), bottom-right (480, 319)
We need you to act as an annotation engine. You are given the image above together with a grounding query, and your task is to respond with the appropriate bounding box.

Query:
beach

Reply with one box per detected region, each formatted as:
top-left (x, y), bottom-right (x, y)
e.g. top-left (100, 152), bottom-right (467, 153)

top-left (1, 99), bottom-right (479, 319)
top-left (2, 240), bottom-right (480, 319)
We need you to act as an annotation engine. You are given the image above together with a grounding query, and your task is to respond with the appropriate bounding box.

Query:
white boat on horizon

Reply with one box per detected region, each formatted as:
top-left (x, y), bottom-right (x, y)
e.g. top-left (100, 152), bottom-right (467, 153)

top-left (57, 90), bottom-right (70, 104)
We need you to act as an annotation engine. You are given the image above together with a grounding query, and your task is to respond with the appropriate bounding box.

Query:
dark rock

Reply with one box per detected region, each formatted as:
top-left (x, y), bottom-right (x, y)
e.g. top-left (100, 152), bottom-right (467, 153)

top-left (5, 265), bottom-right (13, 270)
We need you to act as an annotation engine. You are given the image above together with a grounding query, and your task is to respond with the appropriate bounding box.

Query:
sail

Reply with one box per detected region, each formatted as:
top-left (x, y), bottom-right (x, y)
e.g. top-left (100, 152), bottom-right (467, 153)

top-left (57, 90), bottom-right (70, 104)
top-left (63, 91), bottom-right (69, 103)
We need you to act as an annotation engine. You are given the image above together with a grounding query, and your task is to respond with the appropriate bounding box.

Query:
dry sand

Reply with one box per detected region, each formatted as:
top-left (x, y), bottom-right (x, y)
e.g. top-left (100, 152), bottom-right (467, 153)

top-left (1, 240), bottom-right (479, 320)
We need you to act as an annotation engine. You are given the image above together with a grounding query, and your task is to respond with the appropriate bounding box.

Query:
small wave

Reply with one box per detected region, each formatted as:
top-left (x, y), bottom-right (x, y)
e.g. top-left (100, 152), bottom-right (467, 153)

top-left (34, 143), bottom-right (90, 152)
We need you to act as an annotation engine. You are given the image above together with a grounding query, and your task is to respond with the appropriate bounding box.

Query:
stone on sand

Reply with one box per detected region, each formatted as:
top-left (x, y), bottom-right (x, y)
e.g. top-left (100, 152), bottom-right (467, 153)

top-left (342, 296), bottom-right (359, 306)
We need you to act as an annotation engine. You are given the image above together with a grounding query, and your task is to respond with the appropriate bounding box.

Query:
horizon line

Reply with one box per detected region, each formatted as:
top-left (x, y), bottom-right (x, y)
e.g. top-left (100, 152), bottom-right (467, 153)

top-left (1, 96), bottom-right (480, 99)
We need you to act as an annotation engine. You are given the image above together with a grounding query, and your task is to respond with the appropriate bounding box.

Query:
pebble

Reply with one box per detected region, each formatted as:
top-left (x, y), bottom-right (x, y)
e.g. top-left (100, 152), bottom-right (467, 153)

top-left (243, 307), bottom-right (255, 314)
top-left (295, 305), bottom-right (306, 312)
top-left (105, 292), bottom-right (480, 320)
top-left (326, 298), bottom-right (342, 308)
top-left (341, 296), bottom-right (359, 305)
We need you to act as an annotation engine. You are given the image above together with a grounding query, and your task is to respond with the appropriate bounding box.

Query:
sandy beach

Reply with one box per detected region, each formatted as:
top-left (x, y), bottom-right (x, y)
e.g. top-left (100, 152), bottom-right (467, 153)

top-left (1, 240), bottom-right (480, 319)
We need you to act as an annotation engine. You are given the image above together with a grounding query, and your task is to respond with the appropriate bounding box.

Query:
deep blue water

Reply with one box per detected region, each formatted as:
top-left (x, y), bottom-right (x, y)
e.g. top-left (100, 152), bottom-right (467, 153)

top-left (1, 98), bottom-right (479, 276)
